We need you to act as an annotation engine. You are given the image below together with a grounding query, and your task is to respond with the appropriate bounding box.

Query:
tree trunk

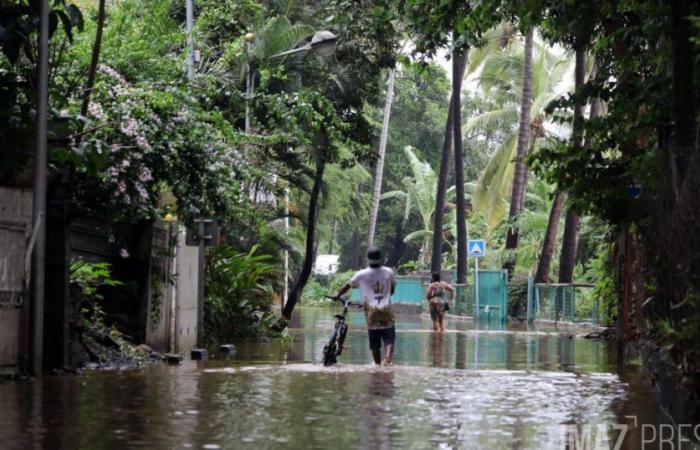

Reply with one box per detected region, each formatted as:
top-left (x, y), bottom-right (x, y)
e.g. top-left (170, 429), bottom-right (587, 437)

top-left (534, 191), bottom-right (566, 283)
top-left (557, 50), bottom-right (587, 284)
top-left (557, 209), bottom-right (580, 283)
top-left (328, 218), bottom-right (337, 254)
top-left (430, 96), bottom-right (454, 273)
top-left (430, 51), bottom-right (468, 274)
top-left (503, 27), bottom-right (534, 271)
top-left (283, 156), bottom-right (326, 319)
top-left (386, 220), bottom-right (406, 267)
top-left (453, 48), bottom-right (469, 283)
top-left (367, 68), bottom-right (396, 248)
top-left (350, 229), bottom-right (361, 270)
top-left (79, 0), bottom-right (106, 118)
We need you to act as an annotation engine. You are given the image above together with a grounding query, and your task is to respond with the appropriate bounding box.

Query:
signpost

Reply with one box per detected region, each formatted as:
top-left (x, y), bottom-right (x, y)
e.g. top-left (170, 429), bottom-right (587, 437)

top-left (468, 240), bottom-right (486, 320)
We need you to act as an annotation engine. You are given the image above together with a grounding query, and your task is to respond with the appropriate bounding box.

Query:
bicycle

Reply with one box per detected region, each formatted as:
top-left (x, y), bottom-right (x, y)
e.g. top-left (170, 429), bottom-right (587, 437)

top-left (322, 295), bottom-right (362, 366)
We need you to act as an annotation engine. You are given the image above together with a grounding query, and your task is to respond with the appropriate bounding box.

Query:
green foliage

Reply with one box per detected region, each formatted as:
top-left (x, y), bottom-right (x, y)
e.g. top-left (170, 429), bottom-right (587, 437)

top-left (69, 260), bottom-right (122, 329)
top-left (507, 275), bottom-right (529, 318)
top-left (204, 245), bottom-right (279, 340)
top-left (579, 245), bottom-right (616, 325)
top-left (381, 146), bottom-right (438, 268)
top-left (0, 1), bottom-right (84, 184)
top-left (0, 0), bottom-right (83, 64)
top-left (300, 271), bottom-right (353, 307)
top-left (70, 260), bottom-right (122, 301)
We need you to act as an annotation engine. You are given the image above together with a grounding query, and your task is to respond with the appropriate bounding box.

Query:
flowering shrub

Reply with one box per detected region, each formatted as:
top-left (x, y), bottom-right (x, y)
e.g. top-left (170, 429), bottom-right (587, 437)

top-left (76, 64), bottom-right (245, 223)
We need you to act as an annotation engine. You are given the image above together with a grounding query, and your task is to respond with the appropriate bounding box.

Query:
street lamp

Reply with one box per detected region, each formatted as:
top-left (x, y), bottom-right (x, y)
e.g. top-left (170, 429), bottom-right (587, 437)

top-left (242, 30), bottom-right (337, 307)
top-left (244, 30), bottom-right (338, 132)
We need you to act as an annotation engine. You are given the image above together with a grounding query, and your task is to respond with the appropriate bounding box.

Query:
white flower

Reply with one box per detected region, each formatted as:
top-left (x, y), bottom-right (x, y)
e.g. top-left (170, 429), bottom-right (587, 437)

top-left (138, 167), bottom-right (152, 183)
top-left (136, 135), bottom-right (151, 151)
top-left (119, 248), bottom-right (129, 258)
top-left (120, 118), bottom-right (139, 137)
top-left (99, 64), bottom-right (127, 84)
top-left (87, 102), bottom-right (104, 119)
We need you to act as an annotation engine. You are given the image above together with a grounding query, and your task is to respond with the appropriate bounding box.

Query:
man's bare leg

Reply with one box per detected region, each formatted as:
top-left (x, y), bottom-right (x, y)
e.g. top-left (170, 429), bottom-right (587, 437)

top-left (372, 348), bottom-right (382, 364)
top-left (437, 316), bottom-right (445, 333)
top-left (383, 344), bottom-right (394, 366)
top-left (432, 319), bottom-right (439, 331)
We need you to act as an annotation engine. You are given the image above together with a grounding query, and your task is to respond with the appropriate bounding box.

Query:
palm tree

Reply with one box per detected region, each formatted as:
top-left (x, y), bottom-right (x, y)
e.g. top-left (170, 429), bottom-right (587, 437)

top-left (430, 48), bottom-right (468, 274)
top-left (367, 68), bottom-right (396, 248)
top-left (536, 50), bottom-right (586, 283)
top-left (465, 38), bottom-right (573, 240)
top-left (558, 60), bottom-right (602, 284)
top-left (503, 27), bottom-right (534, 273)
top-left (382, 146), bottom-right (439, 269)
top-left (452, 47), bottom-right (469, 283)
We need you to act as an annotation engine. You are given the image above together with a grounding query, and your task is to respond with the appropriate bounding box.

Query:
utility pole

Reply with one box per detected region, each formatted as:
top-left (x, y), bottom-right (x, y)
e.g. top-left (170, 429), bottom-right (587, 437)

top-left (195, 219), bottom-right (207, 348)
top-left (30, 0), bottom-right (50, 376)
top-left (284, 186), bottom-right (290, 307)
top-left (185, 0), bottom-right (194, 79)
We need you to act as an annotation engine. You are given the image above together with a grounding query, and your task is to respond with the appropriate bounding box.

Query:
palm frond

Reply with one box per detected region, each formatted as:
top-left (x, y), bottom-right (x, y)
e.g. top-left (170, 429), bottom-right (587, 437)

top-left (464, 107), bottom-right (519, 135)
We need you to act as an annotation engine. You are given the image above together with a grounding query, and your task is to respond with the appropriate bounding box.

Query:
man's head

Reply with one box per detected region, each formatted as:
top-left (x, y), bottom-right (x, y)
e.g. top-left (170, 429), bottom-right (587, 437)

top-left (366, 246), bottom-right (383, 268)
top-left (431, 272), bottom-right (441, 283)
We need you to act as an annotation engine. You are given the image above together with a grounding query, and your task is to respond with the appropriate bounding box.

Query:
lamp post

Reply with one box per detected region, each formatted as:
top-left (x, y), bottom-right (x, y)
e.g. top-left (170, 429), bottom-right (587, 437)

top-left (30, 0), bottom-right (50, 376)
top-left (241, 31), bottom-right (337, 307)
top-left (185, 0), bottom-right (195, 79)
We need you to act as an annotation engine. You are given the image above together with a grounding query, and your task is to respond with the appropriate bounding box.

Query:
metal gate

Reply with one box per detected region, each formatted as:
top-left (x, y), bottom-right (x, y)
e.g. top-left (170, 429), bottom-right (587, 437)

top-left (0, 188), bottom-right (33, 374)
top-left (472, 270), bottom-right (508, 322)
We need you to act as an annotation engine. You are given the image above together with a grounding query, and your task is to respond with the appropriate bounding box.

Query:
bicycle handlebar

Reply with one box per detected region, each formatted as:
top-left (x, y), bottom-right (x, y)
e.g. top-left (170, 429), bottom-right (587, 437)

top-left (324, 295), bottom-right (363, 308)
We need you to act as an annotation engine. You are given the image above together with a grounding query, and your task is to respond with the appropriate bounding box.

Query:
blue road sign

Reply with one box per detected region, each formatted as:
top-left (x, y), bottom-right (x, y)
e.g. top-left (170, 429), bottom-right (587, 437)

top-left (468, 239), bottom-right (486, 258)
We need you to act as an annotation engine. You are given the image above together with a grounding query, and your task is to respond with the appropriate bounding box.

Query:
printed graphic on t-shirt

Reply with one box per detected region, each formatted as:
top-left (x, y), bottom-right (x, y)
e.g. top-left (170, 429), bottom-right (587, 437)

top-left (373, 281), bottom-right (385, 297)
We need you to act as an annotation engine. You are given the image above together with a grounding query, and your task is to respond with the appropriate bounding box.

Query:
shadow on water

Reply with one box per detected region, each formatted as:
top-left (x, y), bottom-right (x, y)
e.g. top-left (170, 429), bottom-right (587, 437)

top-left (0, 308), bottom-right (691, 449)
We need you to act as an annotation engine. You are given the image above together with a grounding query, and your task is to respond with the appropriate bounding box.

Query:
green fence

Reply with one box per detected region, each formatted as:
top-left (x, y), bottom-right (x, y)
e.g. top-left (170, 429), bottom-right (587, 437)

top-left (351, 271), bottom-right (508, 322)
top-left (351, 275), bottom-right (424, 306)
top-left (527, 279), bottom-right (599, 324)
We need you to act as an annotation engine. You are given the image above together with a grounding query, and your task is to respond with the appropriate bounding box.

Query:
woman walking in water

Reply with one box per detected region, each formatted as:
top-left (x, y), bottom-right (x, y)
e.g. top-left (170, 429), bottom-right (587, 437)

top-left (425, 273), bottom-right (454, 332)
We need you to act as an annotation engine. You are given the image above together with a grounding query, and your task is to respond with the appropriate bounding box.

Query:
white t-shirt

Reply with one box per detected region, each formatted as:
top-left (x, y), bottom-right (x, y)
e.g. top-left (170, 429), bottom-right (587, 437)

top-left (350, 266), bottom-right (395, 329)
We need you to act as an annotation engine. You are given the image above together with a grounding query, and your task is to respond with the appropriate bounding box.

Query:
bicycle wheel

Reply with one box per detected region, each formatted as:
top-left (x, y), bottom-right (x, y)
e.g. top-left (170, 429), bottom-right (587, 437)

top-left (322, 330), bottom-right (338, 366)
top-left (335, 324), bottom-right (348, 356)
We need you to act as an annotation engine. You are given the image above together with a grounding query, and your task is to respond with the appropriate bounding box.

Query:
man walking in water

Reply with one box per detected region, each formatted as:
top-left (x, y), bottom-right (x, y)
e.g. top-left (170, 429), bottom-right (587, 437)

top-left (335, 246), bottom-right (396, 366)
top-left (425, 272), bottom-right (454, 332)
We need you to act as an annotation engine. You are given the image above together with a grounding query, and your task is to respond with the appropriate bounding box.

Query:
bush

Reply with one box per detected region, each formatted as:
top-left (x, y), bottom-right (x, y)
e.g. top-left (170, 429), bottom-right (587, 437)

top-left (301, 271), bottom-right (354, 307)
top-left (508, 275), bottom-right (529, 319)
top-left (204, 245), bottom-right (279, 341)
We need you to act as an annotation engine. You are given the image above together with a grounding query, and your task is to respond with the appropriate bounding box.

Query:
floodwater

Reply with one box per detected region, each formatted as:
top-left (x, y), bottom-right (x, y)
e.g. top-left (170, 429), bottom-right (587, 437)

top-left (0, 308), bottom-right (690, 449)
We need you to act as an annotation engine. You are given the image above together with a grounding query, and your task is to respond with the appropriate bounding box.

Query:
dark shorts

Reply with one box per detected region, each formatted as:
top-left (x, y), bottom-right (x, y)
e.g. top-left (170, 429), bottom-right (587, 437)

top-left (368, 326), bottom-right (396, 350)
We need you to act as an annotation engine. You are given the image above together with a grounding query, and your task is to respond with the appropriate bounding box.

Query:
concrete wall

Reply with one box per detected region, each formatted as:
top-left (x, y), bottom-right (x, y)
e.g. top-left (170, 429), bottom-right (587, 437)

top-left (175, 227), bottom-right (198, 353)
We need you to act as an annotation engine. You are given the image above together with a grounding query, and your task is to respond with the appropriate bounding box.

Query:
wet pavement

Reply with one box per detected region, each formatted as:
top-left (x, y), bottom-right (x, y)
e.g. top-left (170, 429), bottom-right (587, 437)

top-left (0, 308), bottom-right (688, 449)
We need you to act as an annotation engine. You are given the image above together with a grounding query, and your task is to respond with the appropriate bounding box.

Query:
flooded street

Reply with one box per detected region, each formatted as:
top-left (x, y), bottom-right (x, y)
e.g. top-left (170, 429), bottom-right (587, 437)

top-left (0, 309), bottom-right (678, 449)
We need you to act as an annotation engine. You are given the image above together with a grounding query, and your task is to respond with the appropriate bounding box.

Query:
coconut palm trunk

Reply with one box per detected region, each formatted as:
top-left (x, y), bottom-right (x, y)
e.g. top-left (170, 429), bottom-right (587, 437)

top-left (557, 51), bottom-right (587, 284)
top-left (534, 191), bottom-right (566, 283)
top-left (367, 68), bottom-right (396, 248)
top-left (453, 48), bottom-right (469, 283)
top-left (503, 27), bottom-right (534, 272)
top-left (430, 49), bottom-right (468, 274)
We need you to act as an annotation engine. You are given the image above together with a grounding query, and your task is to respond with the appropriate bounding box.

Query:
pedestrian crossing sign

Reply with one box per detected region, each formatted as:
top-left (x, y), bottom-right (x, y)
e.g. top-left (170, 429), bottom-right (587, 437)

top-left (468, 239), bottom-right (486, 258)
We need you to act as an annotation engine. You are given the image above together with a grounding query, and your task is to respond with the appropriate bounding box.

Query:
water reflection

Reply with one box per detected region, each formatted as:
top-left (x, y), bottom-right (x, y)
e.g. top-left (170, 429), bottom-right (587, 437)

top-left (0, 308), bottom-right (683, 449)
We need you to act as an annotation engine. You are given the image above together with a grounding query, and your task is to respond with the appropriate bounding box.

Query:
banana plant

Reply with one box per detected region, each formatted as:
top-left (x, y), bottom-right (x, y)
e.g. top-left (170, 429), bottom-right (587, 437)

top-left (380, 146), bottom-right (439, 269)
